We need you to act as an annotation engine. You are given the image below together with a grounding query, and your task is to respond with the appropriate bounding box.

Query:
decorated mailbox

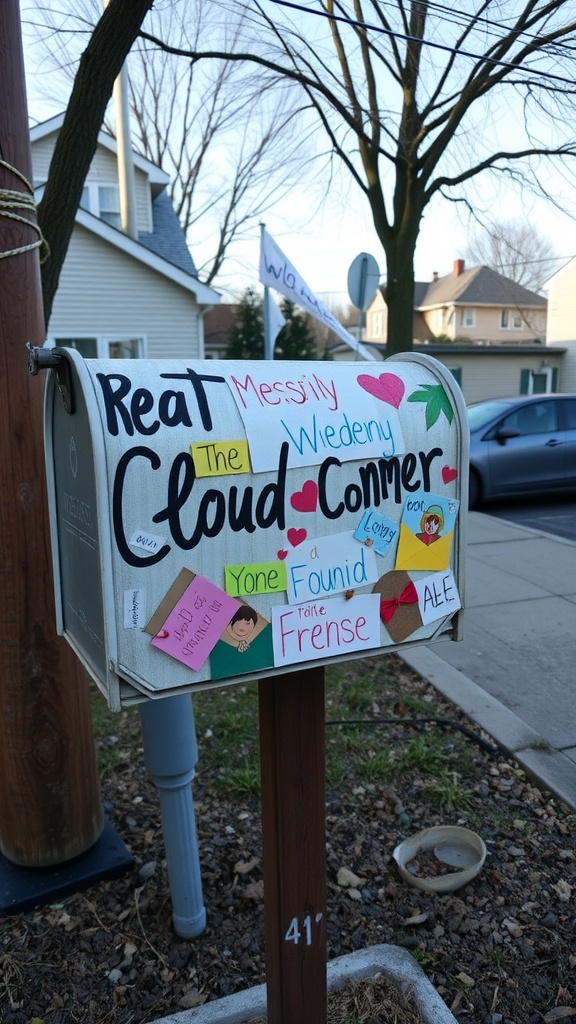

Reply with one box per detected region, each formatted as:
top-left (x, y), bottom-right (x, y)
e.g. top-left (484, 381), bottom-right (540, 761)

top-left (44, 349), bottom-right (468, 710)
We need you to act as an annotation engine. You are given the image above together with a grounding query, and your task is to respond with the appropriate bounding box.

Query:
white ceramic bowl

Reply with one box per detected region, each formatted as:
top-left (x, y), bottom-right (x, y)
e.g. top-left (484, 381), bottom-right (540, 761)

top-left (393, 825), bottom-right (486, 893)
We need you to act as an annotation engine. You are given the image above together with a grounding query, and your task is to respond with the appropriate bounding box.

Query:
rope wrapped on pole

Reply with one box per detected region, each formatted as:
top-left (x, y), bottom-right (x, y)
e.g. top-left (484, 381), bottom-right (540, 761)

top-left (0, 158), bottom-right (49, 261)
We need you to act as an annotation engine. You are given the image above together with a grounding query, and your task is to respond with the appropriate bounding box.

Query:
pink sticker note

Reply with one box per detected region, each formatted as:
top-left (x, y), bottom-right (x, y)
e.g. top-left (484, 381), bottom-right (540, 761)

top-left (151, 575), bottom-right (239, 671)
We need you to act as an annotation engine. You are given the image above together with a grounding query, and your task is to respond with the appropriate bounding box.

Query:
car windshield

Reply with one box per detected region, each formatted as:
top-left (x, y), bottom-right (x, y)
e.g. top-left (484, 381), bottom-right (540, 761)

top-left (467, 401), bottom-right (511, 432)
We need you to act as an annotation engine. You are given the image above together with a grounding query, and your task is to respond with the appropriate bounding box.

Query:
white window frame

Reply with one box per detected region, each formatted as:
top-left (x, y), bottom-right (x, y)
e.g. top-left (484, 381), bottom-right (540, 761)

top-left (80, 182), bottom-right (122, 229)
top-left (461, 307), bottom-right (476, 329)
top-left (501, 309), bottom-right (524, 329)
top-left (527, 367), bottom-right (553, 394)
top-left (49, 335), bottom-right (146, 359)
top-left (372, 311), bottom-right (384, 338)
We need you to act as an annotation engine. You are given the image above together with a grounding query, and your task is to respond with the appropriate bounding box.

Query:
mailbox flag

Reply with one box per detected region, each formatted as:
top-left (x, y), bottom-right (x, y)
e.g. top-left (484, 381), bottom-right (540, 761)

top-left (259, 226), bottom-right (376, 361)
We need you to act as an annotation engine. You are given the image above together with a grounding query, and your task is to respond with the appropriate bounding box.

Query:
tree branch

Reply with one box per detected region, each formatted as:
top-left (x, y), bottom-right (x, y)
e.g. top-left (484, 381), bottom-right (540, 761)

top-left (37, 0), bottom-right (154, 325)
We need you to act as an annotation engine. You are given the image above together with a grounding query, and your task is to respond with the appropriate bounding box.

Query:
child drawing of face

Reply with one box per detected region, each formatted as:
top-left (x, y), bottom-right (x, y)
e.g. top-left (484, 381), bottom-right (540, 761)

top-left (424, 514), bottom-right (441, 536)
top-left (416, 505), bottom-right (445, 545)
top-left (227, 606), bottom-right (258, 650)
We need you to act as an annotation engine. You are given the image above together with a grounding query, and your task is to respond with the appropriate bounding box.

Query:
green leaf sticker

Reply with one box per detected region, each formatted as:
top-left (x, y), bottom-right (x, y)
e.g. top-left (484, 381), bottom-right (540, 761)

top-left (408, 384), bottom-right (454, 430)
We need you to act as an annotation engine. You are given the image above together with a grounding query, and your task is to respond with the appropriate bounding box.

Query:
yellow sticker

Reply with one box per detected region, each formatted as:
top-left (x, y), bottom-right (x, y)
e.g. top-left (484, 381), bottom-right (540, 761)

top-left (225, 562), bottom-right (287, 598)
top-left (191, 440), bottom-right (250, 477)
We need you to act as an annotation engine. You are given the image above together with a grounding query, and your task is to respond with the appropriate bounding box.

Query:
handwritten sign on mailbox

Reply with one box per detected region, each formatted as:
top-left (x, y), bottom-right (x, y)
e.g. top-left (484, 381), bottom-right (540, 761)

top-left (44, 351), bottom-right (468, 709)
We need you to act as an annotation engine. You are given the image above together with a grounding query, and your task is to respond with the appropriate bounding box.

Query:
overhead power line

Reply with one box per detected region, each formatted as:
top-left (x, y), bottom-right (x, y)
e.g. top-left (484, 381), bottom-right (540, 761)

top-left (266, 0), bottom-right (576, 87)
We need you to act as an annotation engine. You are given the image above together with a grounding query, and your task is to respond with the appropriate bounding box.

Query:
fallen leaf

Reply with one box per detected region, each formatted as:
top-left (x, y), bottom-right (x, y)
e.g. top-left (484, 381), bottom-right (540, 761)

top-left (178, 987), bottom-right (208, 1010)
top-left (552, 880), bottom-right (573, 902)
top-left (337, 867), bottom-right (365, 889)
top-left (543, 1009), bottom-right (576, 1021)
top-left (502, 918), bottom-right (523, 938)
top-left (244, 880), bottom-right (264, 902)
top-left (455, 971), bottom-right (475, 988)
top-left (403, 912), bottom-right (429, 926)
top-left (234, 857), bottom-right (259, 875)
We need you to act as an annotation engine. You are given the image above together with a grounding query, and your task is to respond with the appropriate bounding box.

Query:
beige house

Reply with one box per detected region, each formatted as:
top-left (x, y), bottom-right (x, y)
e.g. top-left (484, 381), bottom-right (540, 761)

top-left (31, 115), bottom-right (219, 359)
top-left (544, 258), bottom-right (576, 392)
top-left (367, 259), bottom-right (547, 347)
top-left (360, 258), bottom-right (559, 403)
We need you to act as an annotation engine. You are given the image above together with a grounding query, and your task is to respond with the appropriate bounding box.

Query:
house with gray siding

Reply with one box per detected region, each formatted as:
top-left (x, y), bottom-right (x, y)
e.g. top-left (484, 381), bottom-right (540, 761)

top-left (31, 115), bottom-right (219, 359)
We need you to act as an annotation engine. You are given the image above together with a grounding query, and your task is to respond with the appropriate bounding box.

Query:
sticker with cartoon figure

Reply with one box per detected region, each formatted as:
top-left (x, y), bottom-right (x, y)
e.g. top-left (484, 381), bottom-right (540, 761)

top-left (210, 603), bottom-right (274, 681)
top-left (146, 569), bottom-right (240, 671)
top-left (395, 493), bottom-right (459, 572)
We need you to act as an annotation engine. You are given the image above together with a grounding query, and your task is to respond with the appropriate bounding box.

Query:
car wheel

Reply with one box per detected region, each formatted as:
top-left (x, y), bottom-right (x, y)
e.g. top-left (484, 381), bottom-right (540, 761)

top-left (468, 470), bottom-right (480, 510)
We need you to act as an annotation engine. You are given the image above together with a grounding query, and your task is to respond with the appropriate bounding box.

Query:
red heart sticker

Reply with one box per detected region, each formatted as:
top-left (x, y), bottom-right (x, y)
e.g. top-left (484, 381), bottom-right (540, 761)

top-left (290, 480), bottom-right (318, 512)
top-left (287, 528), bottom-right (307, 548)
top-left (277, 549), bottom-right (288, 560)
top-left (442, 465), bottom-right (458, 484)
top-left (357, 373), bottom-right (405, 409)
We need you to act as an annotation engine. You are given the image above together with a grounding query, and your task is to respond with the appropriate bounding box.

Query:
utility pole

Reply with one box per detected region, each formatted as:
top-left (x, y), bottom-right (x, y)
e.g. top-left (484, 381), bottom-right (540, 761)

top-left (0, 0), bottom-right (103, 867)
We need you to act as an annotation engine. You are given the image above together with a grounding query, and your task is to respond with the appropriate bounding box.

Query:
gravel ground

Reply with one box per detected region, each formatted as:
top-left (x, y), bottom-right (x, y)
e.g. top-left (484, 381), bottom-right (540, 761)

top-left (0, 655), bottom-right (575, 1024)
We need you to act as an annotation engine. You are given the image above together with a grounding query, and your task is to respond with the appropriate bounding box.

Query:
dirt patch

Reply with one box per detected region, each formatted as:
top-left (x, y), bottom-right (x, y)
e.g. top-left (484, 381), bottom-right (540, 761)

top-left (0, 654), bottom-right (575, 1024)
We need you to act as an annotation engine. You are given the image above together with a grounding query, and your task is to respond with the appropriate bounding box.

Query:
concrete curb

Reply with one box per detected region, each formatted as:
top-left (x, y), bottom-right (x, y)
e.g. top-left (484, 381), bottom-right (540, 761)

top-left (148, 944), bottom-right (457, 1024)
top-left (401, 646), bottom-right (576, 810)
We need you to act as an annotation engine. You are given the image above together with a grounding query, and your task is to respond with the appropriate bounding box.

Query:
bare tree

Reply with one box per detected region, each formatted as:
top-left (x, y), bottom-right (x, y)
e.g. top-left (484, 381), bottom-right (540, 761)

top-left (30, 0), bottom-right (155, 322)
top-left (140, 0), bottom-right (576, 353)
top-left (26, 0), bottom-right (313, 304)
top-left (128, 2), bottom-right (312, 286)
top-left (464, 219), bottom-right (560, 293)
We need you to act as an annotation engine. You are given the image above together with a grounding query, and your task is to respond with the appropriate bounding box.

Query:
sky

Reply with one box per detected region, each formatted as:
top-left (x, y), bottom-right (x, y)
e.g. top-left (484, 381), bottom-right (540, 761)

top-left (21, 6), bottom-right (576, 310)
top-left (194, 174), bottom-right (576, 309)
top-left (228, 185), bottom-right (576, 307)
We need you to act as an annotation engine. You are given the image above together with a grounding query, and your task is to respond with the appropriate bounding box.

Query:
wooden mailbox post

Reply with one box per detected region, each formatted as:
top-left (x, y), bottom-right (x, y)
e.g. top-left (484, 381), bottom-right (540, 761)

top-left (42, 348), bottom-right (468, 1020)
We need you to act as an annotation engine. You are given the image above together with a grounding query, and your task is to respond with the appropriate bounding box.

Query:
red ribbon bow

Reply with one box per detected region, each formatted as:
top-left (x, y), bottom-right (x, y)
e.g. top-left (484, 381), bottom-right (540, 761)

top-left (379, 581), bottom-right (418, 624)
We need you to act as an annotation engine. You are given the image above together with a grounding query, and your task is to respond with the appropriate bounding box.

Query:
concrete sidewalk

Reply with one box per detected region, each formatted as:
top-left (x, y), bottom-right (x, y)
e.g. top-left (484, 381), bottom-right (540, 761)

top-left (402, 511), bottom-right (576, 810)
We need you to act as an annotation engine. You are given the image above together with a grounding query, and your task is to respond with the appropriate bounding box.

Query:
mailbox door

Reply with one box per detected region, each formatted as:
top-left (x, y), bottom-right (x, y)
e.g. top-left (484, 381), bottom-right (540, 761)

top-left (44, 357), bottom-right (118, 705)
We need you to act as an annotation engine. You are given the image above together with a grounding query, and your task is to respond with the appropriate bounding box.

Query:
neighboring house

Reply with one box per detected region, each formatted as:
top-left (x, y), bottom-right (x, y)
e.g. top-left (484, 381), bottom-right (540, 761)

top-left (367, 259), bottom-right (547, 346)
top-left (325, 336), bottom-right (563, 403)
top-left (359, 258), bottom-right (559, 403)
top-left (203, 304), bottom-right (239, 358)
top-left (31, 114), bottom-right (219, 359)
top-left (544, 258), bottom-right (576, 392)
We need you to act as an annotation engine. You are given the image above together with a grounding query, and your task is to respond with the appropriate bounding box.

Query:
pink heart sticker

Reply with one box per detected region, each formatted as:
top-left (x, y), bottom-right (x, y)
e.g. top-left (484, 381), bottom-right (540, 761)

top-left (357, 373), bottom-right (405, 409)
top-left (287, 528), bottom-right (307, 548)
top-left (442, 465), bottom-right (458, 484)
top-left (290, 480), bottom-right (318, 513)
top-left (277, 549), bottom-right (288, 560)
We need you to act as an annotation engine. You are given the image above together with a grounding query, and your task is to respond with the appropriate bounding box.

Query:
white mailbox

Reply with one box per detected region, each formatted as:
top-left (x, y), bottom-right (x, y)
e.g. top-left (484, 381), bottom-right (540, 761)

top-left (43, 349), bottom-right (468, 710)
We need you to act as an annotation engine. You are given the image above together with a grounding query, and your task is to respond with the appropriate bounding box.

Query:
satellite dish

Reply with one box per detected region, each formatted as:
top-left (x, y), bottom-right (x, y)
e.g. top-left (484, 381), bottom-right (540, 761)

top-left (347, 252), bottom-right (380, 311)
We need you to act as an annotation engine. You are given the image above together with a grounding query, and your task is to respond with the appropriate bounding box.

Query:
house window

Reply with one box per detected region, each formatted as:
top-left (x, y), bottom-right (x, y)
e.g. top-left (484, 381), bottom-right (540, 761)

top-left (59, 337), bottom-right (98, 359)
top-left (447, 367), bottom-right (462, 386)
top-left (80, 183), bottom-right (122, 229)
top-left (519, 367), bottom-right (557, 394)
top-left (108, 339), bottom-right (141, 359)
top-left (54, 337), bottom-right (143, 359)
top-left (501, 309), bottom-right (523, 329)
top-left (461, 308), bottom-right (475, 328)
